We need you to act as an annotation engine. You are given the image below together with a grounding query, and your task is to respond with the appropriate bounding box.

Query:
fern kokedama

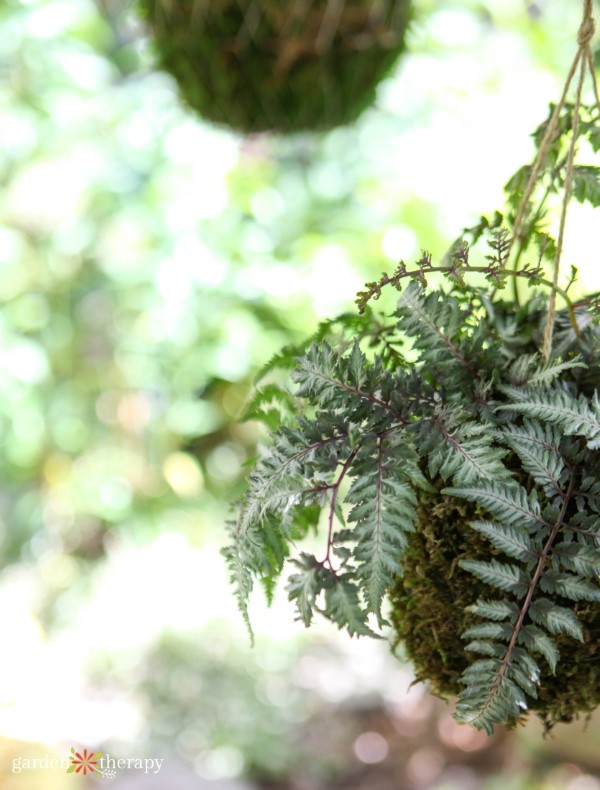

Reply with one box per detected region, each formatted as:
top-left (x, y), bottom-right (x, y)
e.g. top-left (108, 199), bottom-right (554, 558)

top-left (139, 0), bottom-right (410, 133)
top-left (225, 95), bottom-right (600, 735)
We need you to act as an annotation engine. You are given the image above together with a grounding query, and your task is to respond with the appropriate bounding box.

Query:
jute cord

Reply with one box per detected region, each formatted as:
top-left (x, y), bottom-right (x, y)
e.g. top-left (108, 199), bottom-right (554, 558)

top-left (509, 0), bottom-right (599, 360)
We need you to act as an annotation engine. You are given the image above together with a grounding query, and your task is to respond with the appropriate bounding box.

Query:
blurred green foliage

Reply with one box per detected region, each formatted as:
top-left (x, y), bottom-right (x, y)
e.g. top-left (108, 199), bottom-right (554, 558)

top-left (0, 0), bottom-right (587, 577)
top-left (1, 0), bottom-right (600, 785)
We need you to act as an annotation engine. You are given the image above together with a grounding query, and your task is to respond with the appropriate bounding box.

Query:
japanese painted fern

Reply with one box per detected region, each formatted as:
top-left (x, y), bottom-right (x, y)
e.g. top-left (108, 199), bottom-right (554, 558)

top-left (224, 103), bottom-right (600, 733)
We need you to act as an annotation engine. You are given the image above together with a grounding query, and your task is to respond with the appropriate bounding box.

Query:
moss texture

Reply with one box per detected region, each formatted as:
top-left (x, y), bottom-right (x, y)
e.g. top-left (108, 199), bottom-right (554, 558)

top-left (389, 486), bottom-right (600, 729)
top-left (140, 0), bottom-right (411, 133)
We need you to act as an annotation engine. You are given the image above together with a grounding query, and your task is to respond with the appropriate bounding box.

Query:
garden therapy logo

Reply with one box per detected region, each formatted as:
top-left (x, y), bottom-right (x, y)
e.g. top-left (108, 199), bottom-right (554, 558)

top-left (67, 748), bottom-right (115, 780)
top-left (67, 746), bottom-right (164, 780)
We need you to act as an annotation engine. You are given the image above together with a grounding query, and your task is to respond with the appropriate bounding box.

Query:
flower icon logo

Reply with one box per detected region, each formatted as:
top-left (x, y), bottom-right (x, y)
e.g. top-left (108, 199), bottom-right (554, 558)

top-left (67, 747), bottom-right (104, 777)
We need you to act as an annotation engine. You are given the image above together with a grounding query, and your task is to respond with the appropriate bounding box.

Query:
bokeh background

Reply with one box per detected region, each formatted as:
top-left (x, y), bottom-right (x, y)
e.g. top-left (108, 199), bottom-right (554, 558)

top-left (0, 0), bottom-right (599, 787)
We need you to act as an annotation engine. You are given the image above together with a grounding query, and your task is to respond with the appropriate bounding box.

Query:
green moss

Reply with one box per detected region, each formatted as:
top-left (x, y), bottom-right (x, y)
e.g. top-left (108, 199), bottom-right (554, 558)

top-left (140, 0), bottom-right (411, 133)
top-left (389, 486), bottom-right (600, 729)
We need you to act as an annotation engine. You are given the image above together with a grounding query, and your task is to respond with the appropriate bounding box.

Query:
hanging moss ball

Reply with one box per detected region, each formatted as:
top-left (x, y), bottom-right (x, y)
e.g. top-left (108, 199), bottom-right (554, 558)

top-left (140, 0), bottom-right (411, 133)
top-left (229, 209), bottom-right (600, 732)
top-left (382, 293), bottom-right (600, 731)
top-left (389, 448), bottom-right (600, 730)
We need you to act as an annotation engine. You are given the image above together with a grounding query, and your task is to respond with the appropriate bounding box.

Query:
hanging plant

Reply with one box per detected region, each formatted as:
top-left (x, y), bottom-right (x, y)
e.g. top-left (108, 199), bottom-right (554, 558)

top-left (224, 3), bottom-right (600, 733)
top-left (139, 0), bottom-right (411, 133)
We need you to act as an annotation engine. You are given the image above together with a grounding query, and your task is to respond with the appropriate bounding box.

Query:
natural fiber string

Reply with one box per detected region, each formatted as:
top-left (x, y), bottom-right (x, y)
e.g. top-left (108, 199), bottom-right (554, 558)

top-left (509, 51), bottom-right (582, 261)
top-left (541, 0), bottom-right (597, 359)
top-left (508, 0), bottom-right (597, 360)
top-left (541, 48), bottom-right (587, 358)
top-left (587, 49), bottom-right (600, 111)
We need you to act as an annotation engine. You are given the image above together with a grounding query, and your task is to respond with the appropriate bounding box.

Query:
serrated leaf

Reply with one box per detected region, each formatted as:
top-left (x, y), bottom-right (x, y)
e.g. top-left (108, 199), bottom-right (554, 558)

top-left (510, 664), bottom-right (539, 698)
top-left (572, 165), bottom-right (600, 207)
top-left (347, 435), bottom-right (418, 619)
top-left (255, 343), bottom-right (307, 383)
top-left (518, 625), bottom-right (559, 673)
top-left (242, 384), bottom-right (298, 426)
top-left (469, 519), bottom-right (536, 562)
top-left (445, 483), bottom-right (544, 529)
top-left (325, 576), bottom-right (379, 637)
top-left (464, 639), bottom-right (506, 656)
top-left (396, 282), bottom-right (473, 374)
top-left (455, 659), bottom-right (529, 735)
top-left (467, 599), bottom-right (519, 621)
top-left (424, 417), bottom-right (510, 486)
top-left (507, 355), bottom-right (585, 387)
top-left (539, 570), bottom-right (600, 601)
top-left (498, 386), bottom-right (600, 448)
top-left (463, 622), bottom-right (513, 640)
top-left (348, 341), bottom-right (366, 388)
top-left (501, 421), bottom-right (564, 495)
top-left (287, 553), bottom-right (326, 627)
top-left (460, 658), bottom-right (499, 680)
top-left (528, 597), bottom-right (584, 640)
top-left (553, 542), bottom-right (600, 577)
top-left (459, 559), bottom-right (529, 597)
top-left (222, 533), bottom-right (256, 644)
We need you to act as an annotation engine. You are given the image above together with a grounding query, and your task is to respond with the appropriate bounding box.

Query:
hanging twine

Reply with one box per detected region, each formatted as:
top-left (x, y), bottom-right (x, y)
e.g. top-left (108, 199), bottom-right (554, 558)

top-left (510, 0), bottom-right (600, 361)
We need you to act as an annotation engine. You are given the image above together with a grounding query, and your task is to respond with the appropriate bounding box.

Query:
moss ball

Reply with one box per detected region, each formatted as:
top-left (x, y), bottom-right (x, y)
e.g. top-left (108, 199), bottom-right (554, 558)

top-left (389, 487), bottom-right (600, 729)
top-left (140, 0), bottom-right (411, 133)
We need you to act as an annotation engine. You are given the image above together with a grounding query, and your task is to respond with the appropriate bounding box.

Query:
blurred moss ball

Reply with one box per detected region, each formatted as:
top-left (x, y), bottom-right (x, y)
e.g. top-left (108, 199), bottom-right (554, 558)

top-left (140, 0), bottom-right (412, 133)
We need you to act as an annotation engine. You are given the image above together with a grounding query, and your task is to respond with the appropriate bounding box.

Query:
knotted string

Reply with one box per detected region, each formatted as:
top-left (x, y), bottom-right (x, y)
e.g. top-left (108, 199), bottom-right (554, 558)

top-left (509, 0), bottom-right (599, 360)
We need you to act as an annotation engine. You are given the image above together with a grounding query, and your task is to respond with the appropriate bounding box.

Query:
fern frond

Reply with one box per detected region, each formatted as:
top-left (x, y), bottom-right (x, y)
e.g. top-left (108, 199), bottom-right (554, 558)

top-left (241, 423), bottom-right (350, 533)
top-left (459, 559), bottom-right (529, 596)
top-left (507, 354), bottom-right (585, 387)
top-left (539, 569), bottom-right (600, 601)
top-left (242, 383), bottom-right (299, 429)
top-left (222, 521), bottom-right (256, 643)
top-left (444, 482), bottom-right (545, 530)
top-left (485, 227), bottom-right (512, 269)
top-left (223, 514), bottom-right (289, 643)
top-left (501, 420), bottom-right (565, 498)
top-left (287, 553), bottom-right (329, 627)
top-left (518, 625), bottom-right (560, 673)
top-left (395, 282), bottom-right (478, 376)
top-left (469, 520), bottom-right (537, 563)
top-left (467, 599), bottom-right (519, 622)
top-left (292, 341), bottom-right (407, 426)
top-left (463, 622), bottom-right (514, 640)
top-left (454, 477), bottom-right (584, 732)
top-left (499, 386), bottom-right (600, 448)
top-left (420, 412), bottom-right (510, 486)
top-left (553, 541), bottom-right (600, 576)
top-left (324, 574), bottom-right (379, 637)
top-left (455, 656), bottom-right (533, 734)
top-left (528, 597), bottom-right (584, 640)
top-left (572, 165), bottom-right (600, 207)
top-left (346, 433), bottom-right (422, 620)
top-left (233, 241), bottom-right (600, 731)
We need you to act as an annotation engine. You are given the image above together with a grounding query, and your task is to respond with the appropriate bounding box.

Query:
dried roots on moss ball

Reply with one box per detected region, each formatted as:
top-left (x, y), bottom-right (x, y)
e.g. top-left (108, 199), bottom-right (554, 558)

top-left (139, 0), bottom-right (411, 133)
